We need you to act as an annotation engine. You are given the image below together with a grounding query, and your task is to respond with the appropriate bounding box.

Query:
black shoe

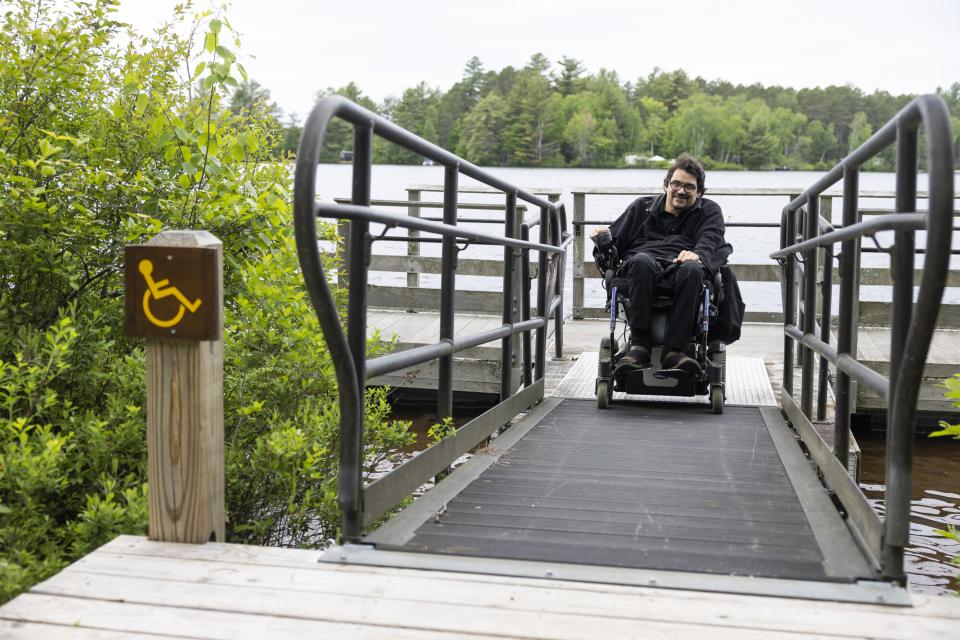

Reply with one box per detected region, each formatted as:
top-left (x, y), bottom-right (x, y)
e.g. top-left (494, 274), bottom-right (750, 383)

top-left (615, 344), bottom-right (651, 377)
top-left (661, 350), bottom-right (702, 377)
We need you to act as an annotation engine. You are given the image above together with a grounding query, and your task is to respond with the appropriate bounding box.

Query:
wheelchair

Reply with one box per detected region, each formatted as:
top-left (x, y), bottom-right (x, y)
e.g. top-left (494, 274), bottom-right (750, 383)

top-left (593, 231), bottom-right (727, 414)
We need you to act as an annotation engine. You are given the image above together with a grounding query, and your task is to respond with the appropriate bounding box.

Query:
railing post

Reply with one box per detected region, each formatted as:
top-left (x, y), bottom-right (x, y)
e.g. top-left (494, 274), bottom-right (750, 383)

top-left (406, 188), bottom-right (421, 291)
top-left (883, 121), bottom-right (919, 582)
top-left (438, 166), bottom-right (458, 420)
top-left (501, 193), bottom-right (517, 401)
top-left (521, 224), bottom-right (533, 388)
top-left (572, 192), bottom-right (585, 319)
top-left (789, 193), bottom-right (803, 366)
top-left (536, 207), bottom-right (549, 381)
top-left (801, 197), bottom-right (819, 418)
top-left (817, 242), bottom-right (833, 421)
top-left (817, 195), bottom-right (834, 421)
top-left (782, 207), bottom-right (796, 398)
top-left (834, 166), bottom-right (859, 470)
top-left (337, 219), bottom-right (349, 289)
top-left (141, 231), bottom-right (224, 544)
top-left (554, 220), bottom-right (565, 359)
top-left (341, 125), bottom-right (373, 541)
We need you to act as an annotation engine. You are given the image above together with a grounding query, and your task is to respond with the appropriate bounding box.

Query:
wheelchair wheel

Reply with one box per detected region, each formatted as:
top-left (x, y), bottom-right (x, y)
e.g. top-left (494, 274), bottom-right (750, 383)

top-left (597, 379), bottom-right (610, 409)
top-left (711, 385), bottom-right (724, 414)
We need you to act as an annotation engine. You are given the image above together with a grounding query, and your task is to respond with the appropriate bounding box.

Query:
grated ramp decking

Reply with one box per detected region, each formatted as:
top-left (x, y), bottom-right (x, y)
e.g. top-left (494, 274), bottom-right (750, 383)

top-left (396, 399), bottom-right (869, 582)
top-left (552, 352), bottom-right (777, 406)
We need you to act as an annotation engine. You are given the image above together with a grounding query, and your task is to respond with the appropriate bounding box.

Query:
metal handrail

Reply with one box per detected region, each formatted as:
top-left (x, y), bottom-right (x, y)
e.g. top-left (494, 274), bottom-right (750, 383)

top-left (773, 94), bottom-right (954, 583)
top-left (293, 95), bottom-right (567, 541)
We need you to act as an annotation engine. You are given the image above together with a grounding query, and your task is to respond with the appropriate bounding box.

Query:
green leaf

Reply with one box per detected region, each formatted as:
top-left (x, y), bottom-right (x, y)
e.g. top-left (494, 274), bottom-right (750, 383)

top-left (177, 174), bottom-right (192, 188)
top-left (204, 31), bottom-right (217, 54)
top-left (215, 45), bottom-right (235, 62)
top-left (209, 18), bottom-right (222, 33)
top-left (237, 63), bottom-right (248, 82)
top-left (193, 61), bottom-right (206, 79)
top-left (134, 93), bottom-right (149, 115)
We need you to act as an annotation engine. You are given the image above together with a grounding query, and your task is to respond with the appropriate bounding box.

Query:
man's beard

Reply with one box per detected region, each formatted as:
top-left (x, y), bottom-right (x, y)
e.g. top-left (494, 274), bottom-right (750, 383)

top-left (671, 194), bottom-right (693, 212)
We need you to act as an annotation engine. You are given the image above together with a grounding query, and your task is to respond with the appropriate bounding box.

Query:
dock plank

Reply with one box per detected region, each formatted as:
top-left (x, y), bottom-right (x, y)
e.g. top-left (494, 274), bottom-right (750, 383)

top-left (3, 535), bottom-right (958, 639)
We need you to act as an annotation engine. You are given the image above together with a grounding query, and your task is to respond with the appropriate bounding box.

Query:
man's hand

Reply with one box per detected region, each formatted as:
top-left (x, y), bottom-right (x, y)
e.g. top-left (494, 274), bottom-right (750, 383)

top-left (590, 225), bottom-right (609, 241)
top-left (673, 250), bottom-right (700, 264)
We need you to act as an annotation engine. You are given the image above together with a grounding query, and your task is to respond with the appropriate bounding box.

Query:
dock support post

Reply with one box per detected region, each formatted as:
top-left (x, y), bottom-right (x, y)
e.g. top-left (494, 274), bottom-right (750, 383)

top-left (145, 231), bottom-right (224, 544)
top-left (572, 192), bottom-right (585, 319)
top-left (406, 188), bottom-right (421, 291)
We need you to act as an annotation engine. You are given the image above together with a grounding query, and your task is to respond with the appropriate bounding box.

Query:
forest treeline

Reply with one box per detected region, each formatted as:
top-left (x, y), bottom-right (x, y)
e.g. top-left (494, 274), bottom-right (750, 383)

top-left (245, 55), bottom-right (960, 171)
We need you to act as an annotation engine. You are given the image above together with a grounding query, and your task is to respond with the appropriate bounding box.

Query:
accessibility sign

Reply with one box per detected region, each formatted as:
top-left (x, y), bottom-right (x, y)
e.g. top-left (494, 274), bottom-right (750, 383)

top-left (125, 245), bottom-right (220, 340)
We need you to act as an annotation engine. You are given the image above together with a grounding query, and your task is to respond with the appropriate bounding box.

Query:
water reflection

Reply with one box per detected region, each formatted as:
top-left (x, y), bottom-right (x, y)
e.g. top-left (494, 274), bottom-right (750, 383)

top-left (858, 432), bottom-right (960, 595)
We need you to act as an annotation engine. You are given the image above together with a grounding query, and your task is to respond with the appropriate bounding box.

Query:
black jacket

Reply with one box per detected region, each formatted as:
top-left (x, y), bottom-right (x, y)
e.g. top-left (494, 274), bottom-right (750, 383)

top-left (605, 194), bottom-right (730, 276)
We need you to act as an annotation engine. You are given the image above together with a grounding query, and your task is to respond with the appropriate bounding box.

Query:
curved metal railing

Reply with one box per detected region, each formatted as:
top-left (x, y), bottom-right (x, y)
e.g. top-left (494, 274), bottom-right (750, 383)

top-left (771, 94), bottom-right (954, 582)
top-left (293, 96), bottom-right (569, 541)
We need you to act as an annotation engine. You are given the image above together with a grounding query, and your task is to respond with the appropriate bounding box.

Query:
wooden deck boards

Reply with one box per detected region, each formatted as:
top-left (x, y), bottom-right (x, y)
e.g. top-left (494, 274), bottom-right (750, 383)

top-left (5, 319), bottom-right (960, 637)
top-left (2, 535), bottom-right (958, 639)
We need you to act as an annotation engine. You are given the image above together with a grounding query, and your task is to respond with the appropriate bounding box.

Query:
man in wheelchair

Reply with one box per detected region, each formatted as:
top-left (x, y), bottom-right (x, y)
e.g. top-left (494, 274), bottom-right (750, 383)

top-left (591, 153), bottom-right (743, 412)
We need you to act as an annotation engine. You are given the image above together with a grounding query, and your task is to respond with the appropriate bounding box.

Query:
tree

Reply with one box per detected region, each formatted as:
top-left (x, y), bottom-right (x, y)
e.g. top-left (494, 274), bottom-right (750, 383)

top-left (555, 56), bottom-right (586, 96)
top-left (664, 93), bottom-right (727, 159)
top-left (458, 92), bottom-right (508, 165)
top-left (230, 79), bottom-right (280, 118)
top-left (740, 117), bottom-right (779, 169)
top-left (461, 56), bottom-right (487, 110)
top-left (635, 68), bottom-right (695, 112)
top-left (380, 82), bottom-right (440, 164)
top-left (313, 82), bottom-right (379, 162)
top-left (848, 111), bottom-right (873, 153)
top-left (281, 112), bottom-right (302, 155)
top-left (503, 63), bottom-right (561, 165)
top-left (636, 97), bottom-right (668, 155)
top-left (802, 120), bottom-right (836, 164)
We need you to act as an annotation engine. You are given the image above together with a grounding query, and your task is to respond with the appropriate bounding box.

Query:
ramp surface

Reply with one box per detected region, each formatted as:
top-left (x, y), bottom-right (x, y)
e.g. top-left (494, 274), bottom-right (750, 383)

top-left (400, 400), bottom-right (854, 581)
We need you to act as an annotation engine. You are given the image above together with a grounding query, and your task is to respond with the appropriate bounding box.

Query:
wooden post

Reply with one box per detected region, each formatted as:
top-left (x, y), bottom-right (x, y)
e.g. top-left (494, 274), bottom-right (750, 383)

top-left (407, 188), bottom-right (421, 290)
top-left (572, 192), bottom-right (585, 319)
top-left (143, 230), bottom-right (224, 543)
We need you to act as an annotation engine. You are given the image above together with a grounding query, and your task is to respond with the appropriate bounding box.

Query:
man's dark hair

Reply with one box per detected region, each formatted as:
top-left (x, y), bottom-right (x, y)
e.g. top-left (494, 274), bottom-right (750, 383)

top-left (664, 153), bottom-right (706, 193)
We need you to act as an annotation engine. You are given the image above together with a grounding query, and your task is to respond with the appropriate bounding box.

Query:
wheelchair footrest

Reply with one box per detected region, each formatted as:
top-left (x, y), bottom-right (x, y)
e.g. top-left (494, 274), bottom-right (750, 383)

top-left (653, 368), bottom-right (694, 381)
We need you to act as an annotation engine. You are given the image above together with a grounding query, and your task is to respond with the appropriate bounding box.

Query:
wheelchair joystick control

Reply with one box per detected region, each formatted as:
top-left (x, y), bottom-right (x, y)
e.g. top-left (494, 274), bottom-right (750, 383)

top-left (593, 229), bottom-right (619, 275)
top-left (594, 228), bottom-right (613, 251)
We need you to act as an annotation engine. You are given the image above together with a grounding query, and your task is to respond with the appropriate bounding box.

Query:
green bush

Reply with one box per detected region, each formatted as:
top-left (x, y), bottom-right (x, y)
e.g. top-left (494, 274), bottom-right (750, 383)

top-left (0, 0), bottom-right (413, 602)
top-left (0, 315), bottom-right (148, 602)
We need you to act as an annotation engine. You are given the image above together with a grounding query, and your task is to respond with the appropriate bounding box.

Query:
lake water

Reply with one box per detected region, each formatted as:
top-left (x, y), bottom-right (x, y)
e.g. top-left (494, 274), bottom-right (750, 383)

top-left (316, 164), bottom-right (959, 593)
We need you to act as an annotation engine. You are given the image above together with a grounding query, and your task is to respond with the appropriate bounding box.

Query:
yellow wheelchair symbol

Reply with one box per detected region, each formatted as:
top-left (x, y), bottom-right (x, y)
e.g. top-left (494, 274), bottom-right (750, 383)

top-left (138, 259), bottom-right (202, 328)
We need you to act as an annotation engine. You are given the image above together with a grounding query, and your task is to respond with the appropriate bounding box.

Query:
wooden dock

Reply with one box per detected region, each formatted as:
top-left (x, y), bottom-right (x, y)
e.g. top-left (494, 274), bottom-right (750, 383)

top-left (3, 321), bottom-right (960, 637)
top-left (7, 536), bottom-right (960, 640)
top-left (3, 534), bottom-right (958, 639)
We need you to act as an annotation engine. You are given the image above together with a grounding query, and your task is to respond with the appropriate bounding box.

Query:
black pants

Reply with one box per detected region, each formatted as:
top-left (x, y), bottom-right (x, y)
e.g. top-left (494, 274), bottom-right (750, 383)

top-left (618, 253), bottom-right (704, 351)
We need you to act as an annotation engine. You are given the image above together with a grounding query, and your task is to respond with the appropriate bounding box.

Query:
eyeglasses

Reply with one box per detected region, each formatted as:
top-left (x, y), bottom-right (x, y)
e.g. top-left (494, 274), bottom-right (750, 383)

top-left (668, 180), bottom-right (698, 193)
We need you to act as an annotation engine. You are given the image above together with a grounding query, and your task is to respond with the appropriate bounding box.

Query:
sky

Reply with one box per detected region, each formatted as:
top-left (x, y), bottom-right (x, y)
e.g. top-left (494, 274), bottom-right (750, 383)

top-left (111, 0), bottom-right (960, 121)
